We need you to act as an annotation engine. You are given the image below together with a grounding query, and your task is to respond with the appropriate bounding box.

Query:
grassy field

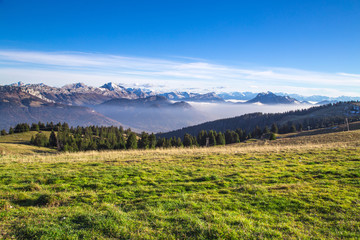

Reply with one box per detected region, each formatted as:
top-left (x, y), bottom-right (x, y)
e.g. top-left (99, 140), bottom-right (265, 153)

top-left (0, 131), bottom-right (55, 155)
top-left (0, 130), bottom-right (360, 239)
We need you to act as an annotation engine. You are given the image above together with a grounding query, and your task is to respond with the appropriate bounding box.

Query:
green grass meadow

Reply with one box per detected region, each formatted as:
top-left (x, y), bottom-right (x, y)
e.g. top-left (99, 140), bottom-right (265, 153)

top-left (0, 131), bottom-right (360, 239)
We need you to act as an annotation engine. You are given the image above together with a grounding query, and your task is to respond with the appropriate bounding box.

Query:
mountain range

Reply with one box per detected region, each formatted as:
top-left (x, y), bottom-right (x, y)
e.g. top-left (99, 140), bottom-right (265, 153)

top-left (0, 86), bottom-right (123, 131)
top-left (2, 82), bottom-right (359, 132)
top-left (9, 81), bottom-right (360, 105)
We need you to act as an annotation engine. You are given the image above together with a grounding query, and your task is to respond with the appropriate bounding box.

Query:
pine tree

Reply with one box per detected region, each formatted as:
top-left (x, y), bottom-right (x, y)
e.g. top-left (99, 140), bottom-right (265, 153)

top-left (126, 132), bottom-right (138, 149)
top-left (49, 130), bottom-right (57, 147)
top-left (31, 123), bottom-right (40, 131)
top-left (32, 132), bottom-right (49, 147)
top-left (252, 126), bottom-right (262, 138)
top-left (30, 135), bottom-right (35, 145)
top-left (149, 133), bottom-right (157, 149)
top-left (232, 132), bottom-right (240, 143)
top-left (164, 138), bottom-right (172, 148)
top-left (271, 123), bottom-right (278, 133)
top-left (197, 130), bottom-right (207, 146)
top-left (216, 132), bottom-right (226, 145)
top-left (9, 127), bottom-right (14, 134)
top-left (290, 124), bottom-right (297, 133)
top-left (225, 130), bottom-right (232, 144)
top-left (0, 129), bottom-right (6, 136)
top-left (236, 128), bottom-right (245, 142)
top-left (138, 132), bottom-right (150, 149)
top-left (208, 130), bottom-right (216, 146)
top-left (269, 132), bottom-right (276, 140)
top-left (263, 126), bottom-right (270, 134)
top-left (183, 134), bottom-right (193, 147)
top-left (176, 137), bottom-right (183, 147)
top-left (297, 123), bottom-right (303, 132)
top-left (156, 137), bottom-right (166, 148)
top-left (38, 121), bottom-right (46, 130)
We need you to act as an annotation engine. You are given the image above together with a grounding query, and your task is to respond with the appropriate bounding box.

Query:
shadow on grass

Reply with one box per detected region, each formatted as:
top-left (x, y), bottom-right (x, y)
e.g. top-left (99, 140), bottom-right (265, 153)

top-left (13, 194), bottom-right (65, 207)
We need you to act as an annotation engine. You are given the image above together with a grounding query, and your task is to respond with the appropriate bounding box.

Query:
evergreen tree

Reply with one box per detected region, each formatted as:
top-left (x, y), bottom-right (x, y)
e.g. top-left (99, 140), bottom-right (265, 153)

top-left (32, 132), bottom-right (49, 147)
top-left (149, 133), bottom-right (157, 149)
top-left (138, 132), bottom-right (149, 149)
top-left (216, 132), bottom-right (226, 145)
top-left (156, 137), bottom-right (166, 148)
top-left (269, 132), bottom-right (276, 140)
top-left (183, 133), bottom-right (193, 147)
top-left (170, 137), bottom-right (177, 147)
top-left (126, 132), bottom-right (138, 149)
top-left (9, 127), bottom-right (14, 134)
top-left (208, 130), bottom-right (216, 146)
top-left (38, 121), bottom-right (46, 130)
top-left (31, 123), bottom-right (40, 131)
top-left (0, 129), bottom-right (6, 136)
top-left (236, 128), bottom-right (245, 142)
top-left (263, 126), bottom-right (270, 134)
top-left (46, 122), bottom-right (55, 131)
top-left (115, 133), bottom-right (126, 150)
top-left (271, 123), bottom-right (278, 133)
top-left (290, 124), bottom-right (297, 133)
top-left (62, 122), bottom-right (70, 131)
top-left (231, 132), bottom-right (240, 143)
top-left (49, 130), bottom-right (57, 147)
top-left (225, 130), bottom-right (232, 144)
top-left (164, 138), bottom-right (172, 148)
top-left (14, 123), bottom-right (30, 133)
top-left (30, 135), bottom-right (35, 145)
top-left (176, 137), bottom-right (183, 147)
top-left (252, 126), bottom-right (262, 138)
top-left (197, 130), bottom-right (207, 146)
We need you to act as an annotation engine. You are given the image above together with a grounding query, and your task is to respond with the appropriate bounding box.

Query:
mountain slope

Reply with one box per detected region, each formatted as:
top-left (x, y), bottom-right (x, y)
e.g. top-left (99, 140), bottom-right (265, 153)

top-left (246, 92), bottom-right (300, 104)
top-left (0, 86), bottom-right (124, 131)
top-left (157, 102), bottom-right (360, 139)
top-left (101, 95), bottom-right (191, 108)
top-left (93, 96), bottom-right (204, 132)
top-left (10, 82), bottom-right (138, 106)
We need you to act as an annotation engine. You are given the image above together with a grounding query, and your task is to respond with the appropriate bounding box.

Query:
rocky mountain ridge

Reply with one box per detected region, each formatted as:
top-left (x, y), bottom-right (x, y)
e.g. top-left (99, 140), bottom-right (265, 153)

top-left (7, 82), bottom-right (359, 105)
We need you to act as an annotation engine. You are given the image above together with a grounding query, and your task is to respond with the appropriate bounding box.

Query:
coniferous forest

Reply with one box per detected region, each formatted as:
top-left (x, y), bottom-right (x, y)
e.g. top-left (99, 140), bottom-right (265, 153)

top-left (1, 102), bottom-right (359, 153)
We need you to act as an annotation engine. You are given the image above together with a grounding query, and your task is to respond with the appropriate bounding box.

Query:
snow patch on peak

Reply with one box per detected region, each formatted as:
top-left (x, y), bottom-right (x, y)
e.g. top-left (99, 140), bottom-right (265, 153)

top-left (100, 82), bottom-right (123, 91)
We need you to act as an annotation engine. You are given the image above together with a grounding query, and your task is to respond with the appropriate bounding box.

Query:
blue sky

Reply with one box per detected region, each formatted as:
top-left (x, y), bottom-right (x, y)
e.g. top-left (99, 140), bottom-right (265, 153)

top-left (0, 0), bottom-right (359, 96)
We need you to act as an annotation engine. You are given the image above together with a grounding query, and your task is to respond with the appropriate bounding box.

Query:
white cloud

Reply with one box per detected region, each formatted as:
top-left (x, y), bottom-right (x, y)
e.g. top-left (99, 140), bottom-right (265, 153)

top-left (0, 50), bottom-right (359, 97)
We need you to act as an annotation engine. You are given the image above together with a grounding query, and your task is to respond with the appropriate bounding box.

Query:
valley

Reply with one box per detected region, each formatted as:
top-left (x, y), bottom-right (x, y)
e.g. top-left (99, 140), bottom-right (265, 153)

top-left (3, 82), bottom-right (358, 133)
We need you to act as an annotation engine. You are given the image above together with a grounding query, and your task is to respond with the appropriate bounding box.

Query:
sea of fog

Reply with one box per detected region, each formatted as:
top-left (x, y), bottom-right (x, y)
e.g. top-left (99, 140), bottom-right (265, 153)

top-left (94, 101), bottom-right (315, 133)
top-left (188, 102), bottom-right (315, 123)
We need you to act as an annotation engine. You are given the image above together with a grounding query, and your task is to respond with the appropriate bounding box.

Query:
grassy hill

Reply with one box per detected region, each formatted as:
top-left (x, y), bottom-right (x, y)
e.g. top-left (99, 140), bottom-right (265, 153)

top-left (0, 131), bottom-right (56, 155)
top-left (0, 130), bottom-right (360, 239)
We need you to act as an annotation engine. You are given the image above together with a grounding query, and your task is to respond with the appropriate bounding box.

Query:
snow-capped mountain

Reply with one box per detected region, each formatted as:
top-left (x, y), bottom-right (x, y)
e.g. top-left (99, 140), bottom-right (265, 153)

top-left (246, 92), bottom-right (302, 105)
top-left (218, 92), bottom-right (258, 100)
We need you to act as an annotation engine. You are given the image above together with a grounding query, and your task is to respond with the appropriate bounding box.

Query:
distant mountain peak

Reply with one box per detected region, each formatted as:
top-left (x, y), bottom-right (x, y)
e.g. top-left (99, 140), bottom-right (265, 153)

top-left (62, 82), bottom-right (88, 89)
top-left (100, 82), bottom-right (123, 91)
top-left (247, 92), bottom-right (299, 105)
top-left (10, 81), bottom-right (25, 87)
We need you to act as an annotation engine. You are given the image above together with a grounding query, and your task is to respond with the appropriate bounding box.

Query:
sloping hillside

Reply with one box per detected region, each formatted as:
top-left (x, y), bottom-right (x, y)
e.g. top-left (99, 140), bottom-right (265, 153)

top-left (0, 130), bottom-right (359, 239)
top-left (158, 102), bottom-right (360, 138)
top-left (0, 86), bottom-right (124, 131)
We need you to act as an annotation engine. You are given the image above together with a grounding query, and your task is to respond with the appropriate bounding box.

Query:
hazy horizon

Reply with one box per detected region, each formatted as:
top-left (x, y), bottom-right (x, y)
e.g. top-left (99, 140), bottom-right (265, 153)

top-left (1, 1), bottom-right (359, 97)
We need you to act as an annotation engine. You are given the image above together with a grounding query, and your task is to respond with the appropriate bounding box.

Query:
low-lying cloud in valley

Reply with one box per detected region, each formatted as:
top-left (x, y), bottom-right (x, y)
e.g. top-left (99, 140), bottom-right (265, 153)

top-left (188, 102), bottom-right (314, 124)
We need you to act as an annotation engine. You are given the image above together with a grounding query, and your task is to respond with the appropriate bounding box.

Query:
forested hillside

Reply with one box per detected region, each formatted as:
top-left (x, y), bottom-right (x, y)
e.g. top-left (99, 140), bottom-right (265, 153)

top-left (158, 102), bottom-right (360, 139)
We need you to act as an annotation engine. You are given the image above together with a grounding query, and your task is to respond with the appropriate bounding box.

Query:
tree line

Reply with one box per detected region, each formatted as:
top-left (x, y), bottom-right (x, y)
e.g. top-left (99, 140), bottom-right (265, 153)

top-left (157, 102), bottom-right (360, 139)
top-left (1, 102), bottom-right (359, 152)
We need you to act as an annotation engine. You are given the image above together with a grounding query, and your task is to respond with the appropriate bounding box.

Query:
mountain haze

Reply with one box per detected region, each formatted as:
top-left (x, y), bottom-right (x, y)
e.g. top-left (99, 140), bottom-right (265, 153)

top-left (0, 86), bottom-right (124, 131)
